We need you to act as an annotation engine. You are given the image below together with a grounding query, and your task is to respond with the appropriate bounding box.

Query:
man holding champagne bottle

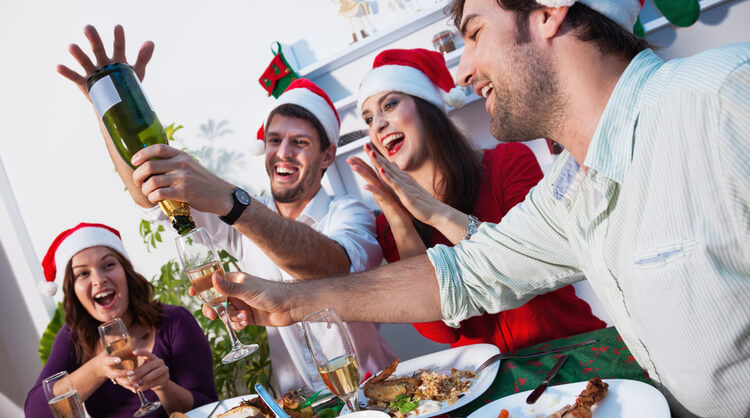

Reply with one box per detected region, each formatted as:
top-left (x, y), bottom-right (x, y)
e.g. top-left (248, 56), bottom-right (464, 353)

top-left (58, 25), bottom-right (395, 395)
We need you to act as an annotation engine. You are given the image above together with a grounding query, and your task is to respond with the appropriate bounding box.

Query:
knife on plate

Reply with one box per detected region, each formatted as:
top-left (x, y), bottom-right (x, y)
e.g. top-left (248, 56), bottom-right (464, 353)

top-left (255, 383), bottom-right (291, 418)
top-left (526, 354), bottom-right (569, 404)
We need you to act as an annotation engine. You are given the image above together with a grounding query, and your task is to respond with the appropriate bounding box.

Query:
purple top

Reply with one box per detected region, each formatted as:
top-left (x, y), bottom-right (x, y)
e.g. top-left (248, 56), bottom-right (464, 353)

top-left (25, 304), bottom-right (218, 417)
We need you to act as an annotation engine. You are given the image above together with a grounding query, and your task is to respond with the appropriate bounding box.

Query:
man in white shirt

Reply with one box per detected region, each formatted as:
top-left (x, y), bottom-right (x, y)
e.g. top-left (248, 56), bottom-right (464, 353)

top-left (58, 28), bottom-right (395, 394)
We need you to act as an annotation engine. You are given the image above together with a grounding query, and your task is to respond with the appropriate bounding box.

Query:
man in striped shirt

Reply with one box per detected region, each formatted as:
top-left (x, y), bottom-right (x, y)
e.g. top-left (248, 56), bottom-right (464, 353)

top-left (204, 0), bottom-right (750, 415)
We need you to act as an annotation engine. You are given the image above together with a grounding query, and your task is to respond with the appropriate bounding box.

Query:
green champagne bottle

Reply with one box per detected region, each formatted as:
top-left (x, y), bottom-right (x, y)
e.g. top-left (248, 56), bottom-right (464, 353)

top-left (86, 63), bottom-right (195, 235)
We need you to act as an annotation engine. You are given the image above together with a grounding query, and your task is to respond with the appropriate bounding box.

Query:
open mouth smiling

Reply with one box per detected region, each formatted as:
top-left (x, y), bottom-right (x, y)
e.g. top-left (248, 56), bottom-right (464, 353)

top-left (93, 289), bottom-right (117, 309)
top-left (380, 132), bottom-right (405, 156)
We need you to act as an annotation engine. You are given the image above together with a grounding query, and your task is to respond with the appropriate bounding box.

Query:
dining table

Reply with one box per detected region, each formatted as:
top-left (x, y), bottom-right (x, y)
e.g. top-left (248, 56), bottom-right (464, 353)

top-left (449, 326), bottom-right (655, 417)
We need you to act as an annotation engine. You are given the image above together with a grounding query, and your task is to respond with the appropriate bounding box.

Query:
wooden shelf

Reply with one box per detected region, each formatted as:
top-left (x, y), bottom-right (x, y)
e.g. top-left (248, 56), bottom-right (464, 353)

top-left (298, 0), bottom-right (451, 79)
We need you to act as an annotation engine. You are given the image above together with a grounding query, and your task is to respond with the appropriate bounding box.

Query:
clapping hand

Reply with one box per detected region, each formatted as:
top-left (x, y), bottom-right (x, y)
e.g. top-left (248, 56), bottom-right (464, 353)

top-left (357, 143), bottom-right (448, 226)
top-left (57, 25), bottom-right (154, 100)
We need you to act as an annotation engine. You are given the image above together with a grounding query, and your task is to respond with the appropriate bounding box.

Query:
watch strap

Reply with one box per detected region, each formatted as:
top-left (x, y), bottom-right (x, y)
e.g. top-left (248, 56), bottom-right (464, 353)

top-left (219, 188), bottom-right (250, 225)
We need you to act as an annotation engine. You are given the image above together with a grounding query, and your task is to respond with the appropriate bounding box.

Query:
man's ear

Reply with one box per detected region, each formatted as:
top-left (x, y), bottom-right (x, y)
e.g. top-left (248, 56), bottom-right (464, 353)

top-left (532, 6), bottom-right (570, 40)
top-left (321, 143), bottom-right (337, 170)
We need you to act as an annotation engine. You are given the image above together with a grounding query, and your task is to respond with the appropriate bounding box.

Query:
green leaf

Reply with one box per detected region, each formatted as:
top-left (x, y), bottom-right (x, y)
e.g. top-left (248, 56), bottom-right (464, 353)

top-left (39, 303), bottom-right (65, 365)
top-left (390, 395), bottom-right (418, 414)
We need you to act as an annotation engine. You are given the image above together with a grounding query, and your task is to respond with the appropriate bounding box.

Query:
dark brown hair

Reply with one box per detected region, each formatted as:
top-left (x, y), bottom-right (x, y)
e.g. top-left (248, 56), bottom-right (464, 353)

top-left (62, 249), bottom-right (162, 362)
top-left (447, 0), bottom-right (649, 59)
top-left (379, 96), bottom-right (483, 246)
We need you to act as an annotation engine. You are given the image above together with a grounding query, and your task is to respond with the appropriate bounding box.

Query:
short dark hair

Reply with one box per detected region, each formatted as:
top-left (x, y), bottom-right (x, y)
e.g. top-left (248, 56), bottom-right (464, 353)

top-left (447, 0), bottom-right (649, 59)
top-left (266, 103), bottom-right (332, 153)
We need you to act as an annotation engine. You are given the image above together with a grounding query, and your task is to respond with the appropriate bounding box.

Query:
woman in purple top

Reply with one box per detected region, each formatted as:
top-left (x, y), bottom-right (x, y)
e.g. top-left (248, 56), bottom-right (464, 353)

top-left (25, 223), bottom-right (217, 417)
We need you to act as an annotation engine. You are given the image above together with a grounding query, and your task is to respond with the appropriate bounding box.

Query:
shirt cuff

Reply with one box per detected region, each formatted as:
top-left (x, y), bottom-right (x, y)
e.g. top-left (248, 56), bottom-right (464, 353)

top-left (427, 243), bottom-right (473, 328)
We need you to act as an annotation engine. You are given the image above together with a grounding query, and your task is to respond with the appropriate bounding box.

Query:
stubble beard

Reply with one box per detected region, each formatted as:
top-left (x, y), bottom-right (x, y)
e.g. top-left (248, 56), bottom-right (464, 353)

top-left (268, 161), bottom-right (321, 204)
top-left (489, 43), bottom-right (567, 143)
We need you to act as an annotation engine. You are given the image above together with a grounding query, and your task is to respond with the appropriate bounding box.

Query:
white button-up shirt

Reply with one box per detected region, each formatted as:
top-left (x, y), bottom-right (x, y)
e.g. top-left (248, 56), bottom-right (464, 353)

top-left (428, 46), bottom-right (750, 416)
top-left (146, 187), bottom-right (395, 394)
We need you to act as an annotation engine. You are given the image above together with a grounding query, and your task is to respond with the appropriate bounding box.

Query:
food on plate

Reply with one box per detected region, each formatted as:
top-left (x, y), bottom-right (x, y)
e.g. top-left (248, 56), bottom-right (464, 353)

top-left (169, 413), bottom-right (189, 418)
top-left (217, 397), bottom-right (273, 418)
top-left (363, 358), bottom-right (477, 417)
top-left (217, 404), bottom-right (264, 418)
top-left (546, 377), bottom-right (609, 418)
top-left (498, 409), bottom-right (509, 418)
top-left (279, 391), bottom-right (316, 418)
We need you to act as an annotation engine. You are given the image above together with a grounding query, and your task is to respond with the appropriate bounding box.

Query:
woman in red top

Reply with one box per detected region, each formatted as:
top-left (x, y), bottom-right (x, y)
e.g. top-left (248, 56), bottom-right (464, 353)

top-left (348, 48), bottom-right (605, 352)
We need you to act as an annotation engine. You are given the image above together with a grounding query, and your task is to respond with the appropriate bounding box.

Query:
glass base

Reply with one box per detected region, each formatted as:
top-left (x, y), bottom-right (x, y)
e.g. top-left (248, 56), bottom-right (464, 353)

top-left (221, 343), bottom-right (259, 364)
top-left (133, 400), bottom-right (161, 417)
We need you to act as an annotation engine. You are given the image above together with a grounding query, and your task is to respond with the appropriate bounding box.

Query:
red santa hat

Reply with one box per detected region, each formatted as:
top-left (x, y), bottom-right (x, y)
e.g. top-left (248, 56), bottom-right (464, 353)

top-left (39, 223), bottom-right (129, 297)
top-left (537, 0), bottom-right (645, 31)
top-left (358, 48), bottom-right (466, 112)
top-left (250, 78), bottom-right (340, 155)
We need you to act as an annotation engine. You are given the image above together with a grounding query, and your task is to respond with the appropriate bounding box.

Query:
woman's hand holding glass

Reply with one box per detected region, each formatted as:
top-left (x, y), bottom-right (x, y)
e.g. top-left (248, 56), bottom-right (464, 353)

top-left (98, 318), bottom-right (162, 417)
top-left (130, 349), bottom-right (170, 392)
top-left (92, 349), bottom-right (135, 389)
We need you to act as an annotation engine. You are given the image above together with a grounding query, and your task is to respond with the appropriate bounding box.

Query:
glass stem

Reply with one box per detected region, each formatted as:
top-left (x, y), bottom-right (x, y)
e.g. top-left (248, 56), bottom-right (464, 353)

top-left (135, 388), bottom-right (151, 406)
top-left (344, 394), bottom-right (360, 412)
top-left (214, 302), bottom-right (243, 350)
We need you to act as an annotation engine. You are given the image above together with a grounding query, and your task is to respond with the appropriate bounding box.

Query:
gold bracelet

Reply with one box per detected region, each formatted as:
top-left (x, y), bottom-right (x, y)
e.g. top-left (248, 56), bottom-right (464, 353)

top-left (110, 378), bottom-right (118, 385)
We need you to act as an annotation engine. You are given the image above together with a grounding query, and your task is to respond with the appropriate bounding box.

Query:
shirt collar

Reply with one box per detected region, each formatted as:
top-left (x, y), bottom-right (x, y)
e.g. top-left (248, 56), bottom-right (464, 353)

top-left (583, 49), bottom-right (664, 184)
top-left (260, 186), bottom-right (332, 226)
top-left (296, 187), bottom-right (332, 227)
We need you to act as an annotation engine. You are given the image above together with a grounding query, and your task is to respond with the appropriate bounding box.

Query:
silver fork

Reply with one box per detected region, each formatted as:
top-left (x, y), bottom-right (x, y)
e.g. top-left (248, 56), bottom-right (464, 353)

top-left (474, 339), bottom-right (596, 374)
top-left (207, 399), bottom-right (223, 418)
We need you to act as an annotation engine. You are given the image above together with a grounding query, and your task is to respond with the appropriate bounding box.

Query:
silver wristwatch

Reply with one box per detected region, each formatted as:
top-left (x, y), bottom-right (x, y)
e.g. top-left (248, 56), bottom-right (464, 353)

top-left (463, 214), bottom-right (481, 241)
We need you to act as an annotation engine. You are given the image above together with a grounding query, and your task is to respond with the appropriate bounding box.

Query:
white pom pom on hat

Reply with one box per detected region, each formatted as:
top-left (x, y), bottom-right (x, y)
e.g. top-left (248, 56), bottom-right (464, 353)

top-left (253, 79), bottom-right (341, 155)
top-left (40, 223), bottom-right (129, 297)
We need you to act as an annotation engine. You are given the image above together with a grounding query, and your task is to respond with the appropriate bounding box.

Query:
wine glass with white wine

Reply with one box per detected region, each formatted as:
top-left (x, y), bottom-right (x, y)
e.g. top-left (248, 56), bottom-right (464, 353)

top-left (43, 370), bottom-right (85, 418)
top-left (302, 308), bottom-right (361, 413)
top-left (98, 318), bottom-right (161, 417)
top-left (175, 227), bottom-right (258, 364)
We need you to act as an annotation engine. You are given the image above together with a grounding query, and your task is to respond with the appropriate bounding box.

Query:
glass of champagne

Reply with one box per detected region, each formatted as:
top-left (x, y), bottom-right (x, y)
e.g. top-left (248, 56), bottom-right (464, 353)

top-left (175, 227), bottom-right (258, 364)
top-left (43, 370), bottom-right (85, 418)
top-left (302, 308), bottom-right (361, 413)
top-left (98, 318), bottom-right (162, 417)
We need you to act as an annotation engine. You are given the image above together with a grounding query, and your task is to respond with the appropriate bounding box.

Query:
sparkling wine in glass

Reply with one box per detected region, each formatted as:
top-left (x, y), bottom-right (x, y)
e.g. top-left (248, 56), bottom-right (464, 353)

top-left (98, 318), bottom-right (161, 417)
top-left (302, 308), bottom-right (361, 413)
top-left (43, 371), bottom-right (85, 418)
top-left (176, 227), bottom-right (258, 364)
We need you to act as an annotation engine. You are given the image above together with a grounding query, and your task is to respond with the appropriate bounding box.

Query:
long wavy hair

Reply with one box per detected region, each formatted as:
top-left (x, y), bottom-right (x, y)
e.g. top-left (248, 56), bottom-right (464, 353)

top-left (62, 249), bottom-right (162, 362)
top-left (380, 95), bottom-right (483, 246)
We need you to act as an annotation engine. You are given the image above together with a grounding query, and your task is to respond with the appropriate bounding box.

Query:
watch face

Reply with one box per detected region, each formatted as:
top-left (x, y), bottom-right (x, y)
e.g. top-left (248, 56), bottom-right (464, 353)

top-left (235, 189), bottom-right (251, 205)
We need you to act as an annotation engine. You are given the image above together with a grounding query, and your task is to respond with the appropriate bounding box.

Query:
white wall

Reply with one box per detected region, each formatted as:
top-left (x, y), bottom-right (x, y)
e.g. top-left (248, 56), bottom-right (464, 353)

top-left (1, 0), bottom-right (749, 409)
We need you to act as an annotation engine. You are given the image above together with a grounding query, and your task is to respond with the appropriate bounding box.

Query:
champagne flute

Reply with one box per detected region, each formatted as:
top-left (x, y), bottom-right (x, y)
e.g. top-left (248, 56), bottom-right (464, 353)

top-left (175, 227), bottom-right (258, 364)
top-left (302, 308), bottom-right (361, 413)
top-left (98, 318), bottom-right (161, 417)
top-left (43, 370), bottom-right (85, 418)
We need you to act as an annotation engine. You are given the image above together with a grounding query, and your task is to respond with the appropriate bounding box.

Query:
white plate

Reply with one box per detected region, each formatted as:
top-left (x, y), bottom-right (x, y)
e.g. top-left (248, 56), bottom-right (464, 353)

top-left (186, 394), bottom-right (258, 417)
top-left (360, 343), bottom-right (500, 417)
top-left (467, 379), bottom-right (670, 418)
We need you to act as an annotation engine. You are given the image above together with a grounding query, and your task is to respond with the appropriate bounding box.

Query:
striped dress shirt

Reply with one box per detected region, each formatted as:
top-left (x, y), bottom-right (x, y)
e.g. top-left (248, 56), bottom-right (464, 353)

top-left (427, 45), bottom-right (750, 417)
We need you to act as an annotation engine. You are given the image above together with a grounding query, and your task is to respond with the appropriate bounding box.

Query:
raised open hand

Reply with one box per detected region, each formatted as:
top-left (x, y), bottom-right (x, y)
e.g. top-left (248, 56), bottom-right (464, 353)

top-left (57, 25), bottom-right (154, 100)
top-left (361, 142), bottom-right (449, 226)
top-left (347, 154), bottom-right (411, 221)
